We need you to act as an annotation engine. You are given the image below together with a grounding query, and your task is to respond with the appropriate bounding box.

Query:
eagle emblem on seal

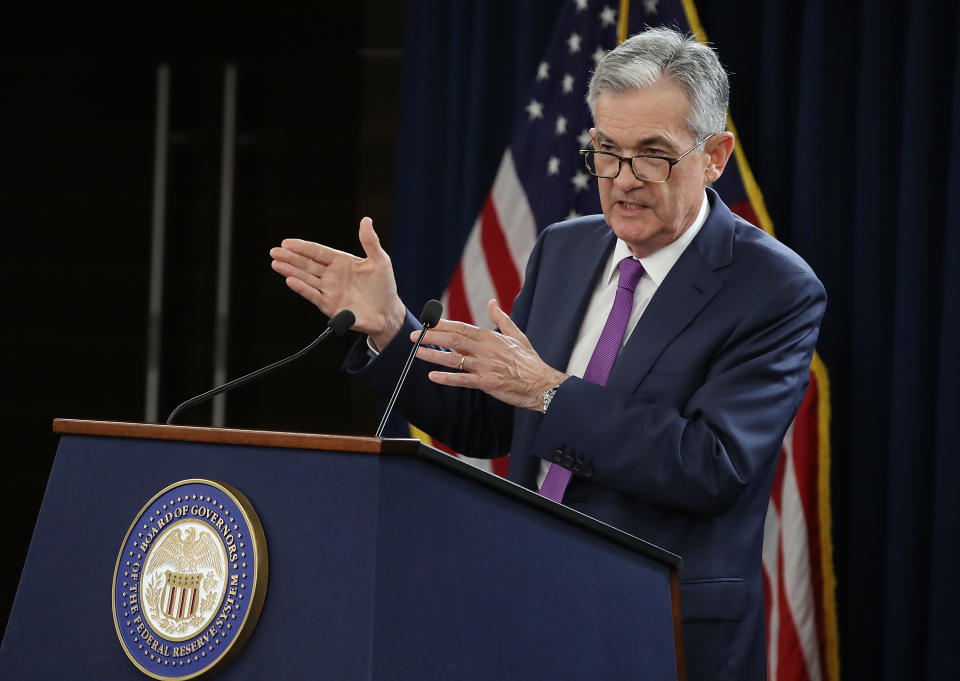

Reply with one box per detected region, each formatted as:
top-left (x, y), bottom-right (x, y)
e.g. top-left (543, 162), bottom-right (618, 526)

top-left (142, 522), bottom-right (228, 631)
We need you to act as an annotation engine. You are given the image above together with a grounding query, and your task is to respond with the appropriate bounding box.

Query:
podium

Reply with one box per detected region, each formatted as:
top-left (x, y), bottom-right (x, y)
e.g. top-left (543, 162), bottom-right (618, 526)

top-left (0, 419), bottom-right (685, 680)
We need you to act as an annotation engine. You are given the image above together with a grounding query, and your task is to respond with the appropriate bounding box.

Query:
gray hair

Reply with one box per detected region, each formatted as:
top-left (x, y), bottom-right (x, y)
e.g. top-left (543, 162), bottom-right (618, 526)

top-left (587, 27), bottom-right (729, 141)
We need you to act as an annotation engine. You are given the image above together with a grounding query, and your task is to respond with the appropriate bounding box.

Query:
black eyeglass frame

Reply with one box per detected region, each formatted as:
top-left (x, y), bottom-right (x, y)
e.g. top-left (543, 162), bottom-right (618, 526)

top-left (578, 134), bottom-right (715, 183)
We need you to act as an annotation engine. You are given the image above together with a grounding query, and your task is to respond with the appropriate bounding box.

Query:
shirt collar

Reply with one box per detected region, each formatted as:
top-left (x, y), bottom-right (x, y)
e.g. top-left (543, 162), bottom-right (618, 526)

top-left (604, 190), bottom-right (711, 287)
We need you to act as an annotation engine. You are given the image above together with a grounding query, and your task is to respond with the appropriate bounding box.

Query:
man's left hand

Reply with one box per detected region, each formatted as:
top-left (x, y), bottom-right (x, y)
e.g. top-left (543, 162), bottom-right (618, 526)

top-left (413, 299), bottom-right (568, 412)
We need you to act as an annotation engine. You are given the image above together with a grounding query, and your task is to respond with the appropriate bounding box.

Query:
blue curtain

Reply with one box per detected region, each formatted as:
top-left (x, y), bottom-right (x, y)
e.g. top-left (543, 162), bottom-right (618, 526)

top-left (391, 0), bottom-right (565, 308)
top-left (393, 0), bottom-right (960, 677)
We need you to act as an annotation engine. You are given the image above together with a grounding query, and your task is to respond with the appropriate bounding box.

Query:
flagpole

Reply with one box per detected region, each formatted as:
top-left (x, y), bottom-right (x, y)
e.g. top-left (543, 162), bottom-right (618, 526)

top-left (617, 0), bottom-right (630, 44)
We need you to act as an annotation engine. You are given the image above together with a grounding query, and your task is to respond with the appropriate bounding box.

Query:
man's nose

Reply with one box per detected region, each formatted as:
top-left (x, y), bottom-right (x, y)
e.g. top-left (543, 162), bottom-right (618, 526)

top-left (614, 161), bottom-right (644, 190)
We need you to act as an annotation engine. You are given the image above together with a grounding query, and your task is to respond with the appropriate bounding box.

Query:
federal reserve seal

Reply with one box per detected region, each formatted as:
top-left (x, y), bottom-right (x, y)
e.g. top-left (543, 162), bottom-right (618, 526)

top-left (112, 480), bottom-right (268, 679)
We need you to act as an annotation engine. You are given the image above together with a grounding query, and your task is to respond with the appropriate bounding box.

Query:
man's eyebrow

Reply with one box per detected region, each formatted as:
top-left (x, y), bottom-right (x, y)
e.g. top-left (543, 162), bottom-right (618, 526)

top-left (635, 135), bottom-right (678, 152)
top-left (594, 130), bottom-right (676, 153)
top-left (593, 130), bottom-right (678, 153)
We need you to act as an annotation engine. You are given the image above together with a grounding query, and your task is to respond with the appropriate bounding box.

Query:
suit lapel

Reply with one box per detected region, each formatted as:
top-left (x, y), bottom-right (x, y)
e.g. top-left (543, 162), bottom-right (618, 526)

top-left (606, 247), bottom-right (723, 392)
top-left (606, 190), bottom-right (734, 393)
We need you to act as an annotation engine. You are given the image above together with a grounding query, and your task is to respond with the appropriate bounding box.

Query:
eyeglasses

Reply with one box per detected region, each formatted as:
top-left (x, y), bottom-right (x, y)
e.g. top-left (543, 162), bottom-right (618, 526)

top-left (579, 134), bottom-right (714, 183)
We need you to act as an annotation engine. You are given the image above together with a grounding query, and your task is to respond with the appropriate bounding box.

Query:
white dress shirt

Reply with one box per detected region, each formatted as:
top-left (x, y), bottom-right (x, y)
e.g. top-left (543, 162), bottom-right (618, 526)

top-left (536, 191), bottom-right (711, 489)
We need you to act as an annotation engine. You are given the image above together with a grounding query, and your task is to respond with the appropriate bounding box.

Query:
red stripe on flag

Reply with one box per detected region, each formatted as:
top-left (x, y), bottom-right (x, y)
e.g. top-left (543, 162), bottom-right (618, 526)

top-left (428, 438), bottom-right (458, 456)
top-left (479, 197), bottom-right (522, 314)
top-left (167, 586), bottom-right (176, 616)
top-left (791, 378), bottom-right (819, 527)
top-left (729, 198), bottom-right (760, 228)
top-left (491, 456), bottom-right (510, 477)
top-left (446, 263), bottom-right (474, 325)
top-left (189, 587), bottom-right (198, 617)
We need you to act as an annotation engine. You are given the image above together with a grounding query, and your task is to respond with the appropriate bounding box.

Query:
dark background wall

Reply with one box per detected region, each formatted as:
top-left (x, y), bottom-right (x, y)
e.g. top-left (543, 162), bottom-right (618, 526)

top-left (1, 1), bottom-right (403, 639)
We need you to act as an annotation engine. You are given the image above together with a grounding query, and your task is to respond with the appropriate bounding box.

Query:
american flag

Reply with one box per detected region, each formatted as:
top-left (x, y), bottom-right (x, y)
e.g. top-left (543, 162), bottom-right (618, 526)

top-left (419, 1), bottom-right (840, 679)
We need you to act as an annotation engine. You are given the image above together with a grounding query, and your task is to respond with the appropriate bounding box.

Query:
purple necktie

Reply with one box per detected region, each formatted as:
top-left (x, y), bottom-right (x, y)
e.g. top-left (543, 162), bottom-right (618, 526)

top-left (539, 256), bottom-right (645, 502)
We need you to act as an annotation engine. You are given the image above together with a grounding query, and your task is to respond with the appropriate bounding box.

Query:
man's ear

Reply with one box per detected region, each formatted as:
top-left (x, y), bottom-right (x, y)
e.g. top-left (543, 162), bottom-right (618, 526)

top-left (704, 131), bottom-right (735, 184)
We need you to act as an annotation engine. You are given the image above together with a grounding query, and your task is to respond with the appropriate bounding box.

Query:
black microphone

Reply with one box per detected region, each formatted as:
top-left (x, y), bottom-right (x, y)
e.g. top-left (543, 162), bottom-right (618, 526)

top-left (166, 309), bottom-right (356, 425)
top-left (374, 299), bottom-right (443, 438)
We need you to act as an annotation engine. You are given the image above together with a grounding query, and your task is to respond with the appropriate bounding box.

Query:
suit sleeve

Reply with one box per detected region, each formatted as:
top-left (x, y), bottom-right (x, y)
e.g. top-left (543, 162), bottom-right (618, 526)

top-left (342, 313), bottom-right (518, 459)
top-left (531, 267), bottom-right (826, 516)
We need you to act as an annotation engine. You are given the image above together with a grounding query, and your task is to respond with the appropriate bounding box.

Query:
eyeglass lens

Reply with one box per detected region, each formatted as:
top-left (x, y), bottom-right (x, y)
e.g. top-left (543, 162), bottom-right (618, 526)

top-left (585, 152), bottom-right (671, 182)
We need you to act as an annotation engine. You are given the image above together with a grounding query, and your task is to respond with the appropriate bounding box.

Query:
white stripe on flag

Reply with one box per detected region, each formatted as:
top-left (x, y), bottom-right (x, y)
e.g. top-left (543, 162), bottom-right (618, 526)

top-left (763, 497), bottom-right (781, 679)
top-left (439, 289), bottom-right (450, 321)
top-left (780, 424), bottom-right (822, 681)
top-left (456, 456), bottom-right (495, 474)
top-left (461, 216), bottom-right (498, 328)
top-left (491, 150), bottom-right (537, 281)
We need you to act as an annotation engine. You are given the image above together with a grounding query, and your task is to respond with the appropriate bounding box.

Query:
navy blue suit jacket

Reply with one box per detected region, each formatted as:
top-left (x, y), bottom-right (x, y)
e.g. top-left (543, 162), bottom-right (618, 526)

top-left (345, 188), bottom-right (826, 681)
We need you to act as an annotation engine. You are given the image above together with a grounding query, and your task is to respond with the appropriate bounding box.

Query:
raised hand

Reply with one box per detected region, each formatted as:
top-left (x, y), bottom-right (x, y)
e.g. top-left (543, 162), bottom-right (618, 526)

top-left (270, 217), bottom-right (407, 350)
top-left (414, 299), bottom-right (568, 411)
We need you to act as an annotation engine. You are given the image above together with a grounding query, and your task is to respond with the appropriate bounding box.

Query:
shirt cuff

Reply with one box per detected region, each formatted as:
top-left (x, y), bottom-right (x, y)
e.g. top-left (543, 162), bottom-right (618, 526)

top-left (365, 335), bottom-right (381, 359)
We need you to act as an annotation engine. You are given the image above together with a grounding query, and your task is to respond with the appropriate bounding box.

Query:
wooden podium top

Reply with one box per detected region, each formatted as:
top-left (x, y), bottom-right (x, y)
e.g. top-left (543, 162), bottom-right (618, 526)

top-left (52, 418), bottom-right (423, 455)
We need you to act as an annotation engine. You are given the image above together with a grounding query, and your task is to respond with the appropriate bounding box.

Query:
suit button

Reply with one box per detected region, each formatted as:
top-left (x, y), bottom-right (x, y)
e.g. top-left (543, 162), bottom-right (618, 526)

top-left (562, 453), bottom-right (575, 468)
top-left (552, 449), bottom-right (564, 463)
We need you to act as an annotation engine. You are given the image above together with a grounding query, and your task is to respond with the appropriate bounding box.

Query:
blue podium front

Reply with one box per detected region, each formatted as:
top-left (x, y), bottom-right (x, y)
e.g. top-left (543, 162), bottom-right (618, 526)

top-left (0, 420), bottom-right (684, 680)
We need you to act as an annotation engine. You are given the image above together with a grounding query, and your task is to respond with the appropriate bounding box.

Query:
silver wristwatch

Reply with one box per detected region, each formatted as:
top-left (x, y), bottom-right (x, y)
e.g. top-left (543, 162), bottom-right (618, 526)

top-left (542, 385), bottom-right (560, 413)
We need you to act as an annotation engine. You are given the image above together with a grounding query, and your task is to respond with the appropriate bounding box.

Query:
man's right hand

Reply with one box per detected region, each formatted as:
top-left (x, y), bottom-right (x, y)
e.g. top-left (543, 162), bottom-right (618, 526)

top-left (269, 217), bottom-right (407, 350)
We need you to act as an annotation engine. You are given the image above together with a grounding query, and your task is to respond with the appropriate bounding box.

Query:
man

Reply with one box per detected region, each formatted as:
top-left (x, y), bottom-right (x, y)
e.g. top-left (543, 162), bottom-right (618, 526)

top-left (271, 27), bottom-right (825, 681)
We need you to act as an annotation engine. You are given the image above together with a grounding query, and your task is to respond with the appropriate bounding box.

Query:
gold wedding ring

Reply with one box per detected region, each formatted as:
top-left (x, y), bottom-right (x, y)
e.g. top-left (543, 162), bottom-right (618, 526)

top-left (458, 354), bottom-right (466, 371)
